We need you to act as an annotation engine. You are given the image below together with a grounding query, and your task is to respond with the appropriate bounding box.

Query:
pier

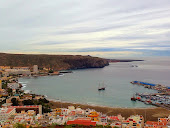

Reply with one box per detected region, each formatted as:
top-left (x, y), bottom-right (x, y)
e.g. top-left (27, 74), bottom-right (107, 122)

top-left (130, 81), bottom-right (170, 110)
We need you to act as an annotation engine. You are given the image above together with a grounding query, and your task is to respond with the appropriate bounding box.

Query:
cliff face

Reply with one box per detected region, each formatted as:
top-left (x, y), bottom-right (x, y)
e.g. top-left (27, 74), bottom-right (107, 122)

top-left (0, 53), bottom-right (109, 70)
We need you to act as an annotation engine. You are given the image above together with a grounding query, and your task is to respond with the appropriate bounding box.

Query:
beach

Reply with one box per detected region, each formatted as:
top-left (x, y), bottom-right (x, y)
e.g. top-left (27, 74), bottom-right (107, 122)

top-left (48, 100), bottom-right (170, 121)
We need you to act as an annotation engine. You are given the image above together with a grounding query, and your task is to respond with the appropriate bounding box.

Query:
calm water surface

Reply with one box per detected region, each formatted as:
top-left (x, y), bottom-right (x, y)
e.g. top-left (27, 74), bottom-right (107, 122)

top-left (19, 57), bottom-right (170, 108)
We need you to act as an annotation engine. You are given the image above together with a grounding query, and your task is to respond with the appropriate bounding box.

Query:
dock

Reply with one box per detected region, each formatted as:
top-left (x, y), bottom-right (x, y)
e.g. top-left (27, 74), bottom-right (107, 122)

top-left (130, 81), bottom-right (170, 110)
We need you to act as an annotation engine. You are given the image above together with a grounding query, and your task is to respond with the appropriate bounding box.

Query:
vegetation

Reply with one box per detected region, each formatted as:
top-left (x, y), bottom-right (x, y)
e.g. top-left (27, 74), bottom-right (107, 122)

top-left (14, 123), bottom-right (26, 128)
top-left (2, 80), bottom-right (8, 89)
top-left (0, 53), bottom-right (109, 71)
top-left (11, 98), bottom-right (19, 106)
top-left (22, 98), bottom-right (51, 113)
top-left (49, 69), bottom-right (54, 73)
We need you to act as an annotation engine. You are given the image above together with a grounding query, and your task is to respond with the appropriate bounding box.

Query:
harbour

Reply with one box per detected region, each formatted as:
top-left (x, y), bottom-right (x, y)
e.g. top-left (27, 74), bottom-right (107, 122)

top-left (130, 81), bottom-right (170, 110)
top-left (19, 57), bottom-right (170, 108)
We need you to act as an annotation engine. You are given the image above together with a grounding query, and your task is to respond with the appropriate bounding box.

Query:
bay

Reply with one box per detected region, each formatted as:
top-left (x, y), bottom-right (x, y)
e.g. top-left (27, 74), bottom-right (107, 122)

top-left (19, 57), bottom-right (170, 108)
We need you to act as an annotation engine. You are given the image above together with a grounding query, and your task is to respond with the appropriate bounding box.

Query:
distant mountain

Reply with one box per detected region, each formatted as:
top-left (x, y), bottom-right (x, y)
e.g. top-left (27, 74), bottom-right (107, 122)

top-left (0, 53), bottom-right (109, 71)
top-left (107, 59), bottom-right (144, 63)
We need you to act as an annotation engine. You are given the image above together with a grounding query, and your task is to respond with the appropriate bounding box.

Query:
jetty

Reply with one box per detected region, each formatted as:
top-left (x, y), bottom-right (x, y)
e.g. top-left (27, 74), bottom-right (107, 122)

top-left (131, 81), bottom-right (170, 93)
top-left (130, 81), bottom-right (170, 110)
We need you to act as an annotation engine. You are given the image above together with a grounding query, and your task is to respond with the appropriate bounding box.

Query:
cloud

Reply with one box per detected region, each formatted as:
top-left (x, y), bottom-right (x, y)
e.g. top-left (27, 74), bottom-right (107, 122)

top-left (0, 0), bottom-right (170, 57)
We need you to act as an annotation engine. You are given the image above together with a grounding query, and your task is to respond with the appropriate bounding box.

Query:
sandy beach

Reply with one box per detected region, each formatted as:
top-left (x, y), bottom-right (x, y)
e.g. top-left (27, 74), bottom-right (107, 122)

top-left (48, 100), bottom-right (170, 121)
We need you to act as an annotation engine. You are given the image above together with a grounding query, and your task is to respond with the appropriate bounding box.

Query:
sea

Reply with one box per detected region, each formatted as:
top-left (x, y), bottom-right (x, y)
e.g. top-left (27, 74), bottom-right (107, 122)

top-left (19, 57), bottom-right (170, 108)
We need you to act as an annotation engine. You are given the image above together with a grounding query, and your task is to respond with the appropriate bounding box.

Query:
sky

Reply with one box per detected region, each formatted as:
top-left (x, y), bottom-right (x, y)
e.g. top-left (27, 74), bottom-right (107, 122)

top-left (0, 0), bottom-right (170, 58)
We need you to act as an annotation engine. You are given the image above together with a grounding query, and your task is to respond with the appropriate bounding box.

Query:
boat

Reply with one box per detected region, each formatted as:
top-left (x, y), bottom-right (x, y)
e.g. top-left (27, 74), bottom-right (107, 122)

top-left (144, 98), bottom-right (152, 105)
top-left (131, 95), bottom-right (137, 101)
top-left (131, 65), bottom-right (138, 67)
top-left (136, 97), bottom-right (141, 101)
top-left (145, 99), bottom-right (152, 105)
top-left (131, 97), bottom-right (136, 101)
top-left (98, 87), bottom-right (105, 91)
top-left (98, 83), bottom-right (106, 91)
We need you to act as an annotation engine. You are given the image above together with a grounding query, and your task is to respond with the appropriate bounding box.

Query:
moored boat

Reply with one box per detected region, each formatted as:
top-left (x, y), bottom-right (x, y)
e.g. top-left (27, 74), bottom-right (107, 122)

top-left (131, 97), bottom-right (137, 101)
top-left (98, 82), bottom-right (106, 91)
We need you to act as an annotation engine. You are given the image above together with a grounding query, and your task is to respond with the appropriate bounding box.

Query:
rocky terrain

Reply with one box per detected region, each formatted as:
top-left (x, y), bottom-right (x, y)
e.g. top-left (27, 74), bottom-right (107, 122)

top-left (0, 53), bottom-right (109, 71)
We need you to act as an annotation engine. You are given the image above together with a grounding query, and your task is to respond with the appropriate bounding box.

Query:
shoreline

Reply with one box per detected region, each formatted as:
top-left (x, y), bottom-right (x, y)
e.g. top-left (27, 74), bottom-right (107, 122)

top-left (19, 83), bottom-right (170, 122)
top-left (18, 68), bottom-right (170, 122)
top-left (47, 98), bottom-right (156, 109)
top-left (48, 100), bottom-right (170, 121)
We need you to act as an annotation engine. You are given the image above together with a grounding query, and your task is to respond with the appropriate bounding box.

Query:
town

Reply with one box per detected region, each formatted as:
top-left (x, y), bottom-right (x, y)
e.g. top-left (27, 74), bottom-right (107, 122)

top-left (0, 66), bottom-right (169, 128)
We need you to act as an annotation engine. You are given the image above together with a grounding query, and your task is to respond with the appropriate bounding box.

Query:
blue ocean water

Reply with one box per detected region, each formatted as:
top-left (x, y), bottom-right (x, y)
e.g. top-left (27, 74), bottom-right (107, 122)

top-left (19, 57), bottom-right (170, 108)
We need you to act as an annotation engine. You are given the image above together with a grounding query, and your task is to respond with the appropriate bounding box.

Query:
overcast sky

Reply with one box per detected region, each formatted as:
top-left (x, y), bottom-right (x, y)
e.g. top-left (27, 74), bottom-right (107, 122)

top-left (0, 0), bottom-right (170, 58)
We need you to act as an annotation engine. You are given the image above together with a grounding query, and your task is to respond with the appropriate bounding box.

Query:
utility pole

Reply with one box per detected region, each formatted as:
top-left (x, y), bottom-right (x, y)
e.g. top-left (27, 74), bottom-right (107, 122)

top-left (145, 109), bottom-right (146, 122)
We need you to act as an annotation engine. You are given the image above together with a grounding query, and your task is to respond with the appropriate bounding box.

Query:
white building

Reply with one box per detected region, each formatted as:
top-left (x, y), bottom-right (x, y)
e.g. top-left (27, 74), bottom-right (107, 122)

top-left (13, 67), bottom-right (30, 70)
top-left (0, 107), bottom-right (16, 121)
top-left (14, 115), bottom-right (33, 124)
top-left (7, 83), bottom-right (20, 89)
top-left (33, 65), bottom-right (39, 74)
top-left (5, 69), bottom-right (31, 75)
top-left (0, 80), bottom-right (2, 89)
top-left (122, 115), bottom-right (144, 128)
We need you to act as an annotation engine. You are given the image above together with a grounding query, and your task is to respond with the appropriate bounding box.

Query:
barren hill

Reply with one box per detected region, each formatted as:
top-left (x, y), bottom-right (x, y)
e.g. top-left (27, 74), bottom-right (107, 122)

top-left (0, 53), bottom-right (109, 71)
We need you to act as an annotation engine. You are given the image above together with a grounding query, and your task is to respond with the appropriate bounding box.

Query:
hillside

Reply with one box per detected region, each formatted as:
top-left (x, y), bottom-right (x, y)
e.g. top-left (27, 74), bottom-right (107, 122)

top-left (0, 53), bottom-right (109, 71)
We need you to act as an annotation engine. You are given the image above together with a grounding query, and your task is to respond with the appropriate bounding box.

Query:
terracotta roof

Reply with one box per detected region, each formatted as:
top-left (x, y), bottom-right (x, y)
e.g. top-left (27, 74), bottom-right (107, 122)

top-left (146, 121), bottom-right (167, 126)
top-left (9, 105), bottom-right (39, 108)
top-left (0, 108), bottom-right (15, 114)
top-left (109, 116), bottom-right (119, 121)
top-left (6, 108), bottom-right (15, 114)
top-left (67, 118), bottom-right (96, 126)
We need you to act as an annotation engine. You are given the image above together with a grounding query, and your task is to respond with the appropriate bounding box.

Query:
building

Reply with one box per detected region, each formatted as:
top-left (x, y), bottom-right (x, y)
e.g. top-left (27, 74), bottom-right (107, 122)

top-left (27, 110), bottom-right (36, 116)
top-left (0, 107), bottom-right (16, 121)
top-left (5, 69), bottom-right (31, 75)
top-left (0, 66), bottom-right (10, 70)
top-left (145, 116), bottom-right (170, 128)
top-left (68, 106), bottom-right (75, 111)
top-left (67, 118), bottom-right (96, 126)
top-left (14, 115), bottom-right (33, 124)
top-left (75, 108), bottom-right (85, 116)
top-left (8, 105), bottom-right (42, 115)
top-left (1, 103), bottom-right (12, 108)
top-left (33, 65), bottom-right (39, 74)
top-left (0, 89), bottom-right (8, 97)
top-left (145, 121), bottom-right (168, 128)
top-left (108, 114), bottom-right (124, 122)
top-left (55, 108), bottom-right (62, 116)
top-left (88, 111), bottom-right (99, 121)
top-left (0, 80), bottom-right (2, 89)
top-left (158, 117), bottom-right (170, 123)
top-left (13, 67), bottom-right (30, 70)
top-left (122, 115), bottom-right (144, 128)
top-left (7, 83), bottom-right (20, 89)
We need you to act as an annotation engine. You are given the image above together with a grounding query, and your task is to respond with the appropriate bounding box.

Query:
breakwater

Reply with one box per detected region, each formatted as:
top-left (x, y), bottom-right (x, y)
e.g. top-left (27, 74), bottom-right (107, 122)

top-left (130, 81), bottom-right (170, 110)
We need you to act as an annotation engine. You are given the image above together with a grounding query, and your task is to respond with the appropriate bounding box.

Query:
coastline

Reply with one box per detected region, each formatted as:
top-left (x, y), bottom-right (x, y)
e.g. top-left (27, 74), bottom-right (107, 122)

top-left (48, 99), bottom-right (170, 122)
top-left (19, 76), bottom-right (170, 122)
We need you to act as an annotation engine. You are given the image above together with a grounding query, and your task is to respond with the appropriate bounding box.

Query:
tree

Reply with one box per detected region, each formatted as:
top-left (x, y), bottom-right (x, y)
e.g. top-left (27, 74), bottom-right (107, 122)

top-left (32, 94), bottom-right (35, 99)
top-left (22, 99), bottom-right (34, 105)
top-left (7, 88), bottom-right (12, 93)
top-left (39, 98), bottom-right (49, 103)
top-left (14, 123), bottom-right (26, 128)
top-left (11, 98), bottom-right (19, 106)
top-left (49, 69), bottom-right (54, 73)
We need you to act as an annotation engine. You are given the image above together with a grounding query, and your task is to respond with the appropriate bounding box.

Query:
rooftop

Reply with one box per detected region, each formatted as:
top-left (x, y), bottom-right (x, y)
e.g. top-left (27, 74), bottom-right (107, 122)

top-left (9, 105), bottom-right (40, 108)
top-left (0, 108), bottom-right (15, 114)
top-left (67, 118), bottom-right (96, 126)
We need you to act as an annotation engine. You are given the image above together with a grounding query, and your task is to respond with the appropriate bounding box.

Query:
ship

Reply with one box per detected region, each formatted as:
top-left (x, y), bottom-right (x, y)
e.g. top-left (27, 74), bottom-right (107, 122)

top-left (98, 83), bottom-right (106, 91)
top-left (144, 99), bottom-right (152, 105)
top-left (131, 95), bottom-right (137, 101)
top-left (131, 65), bottom-right (138, 67)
